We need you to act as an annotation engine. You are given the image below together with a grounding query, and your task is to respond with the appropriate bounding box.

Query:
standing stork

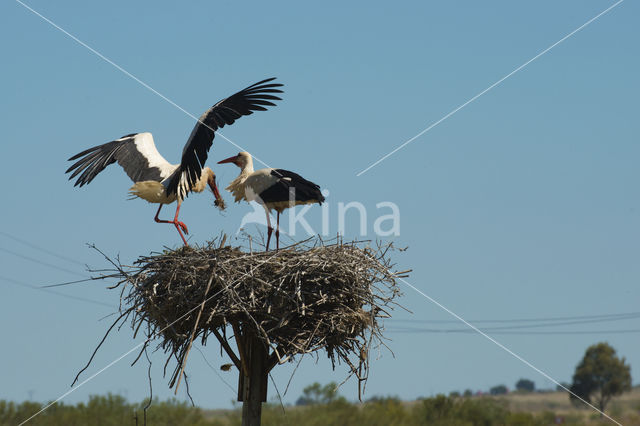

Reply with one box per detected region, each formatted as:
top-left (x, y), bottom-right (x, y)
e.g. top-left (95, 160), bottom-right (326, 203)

top-left (65, 78), bottom-right (283, 245)
top-left (218, 151), bottom-right (325, 250)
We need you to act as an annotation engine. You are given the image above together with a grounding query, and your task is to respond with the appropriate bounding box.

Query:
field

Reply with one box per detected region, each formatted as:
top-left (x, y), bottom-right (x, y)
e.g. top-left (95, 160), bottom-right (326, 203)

top-left (198, 388), bottom-right (640, 425)
top-left (2, 388), bottom-right (638, 425)
top-left (494, 388), bottom-right (640, 423)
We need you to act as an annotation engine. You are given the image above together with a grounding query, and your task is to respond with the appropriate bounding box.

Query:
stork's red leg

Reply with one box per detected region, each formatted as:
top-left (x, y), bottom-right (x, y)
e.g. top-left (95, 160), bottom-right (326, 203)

top-left (276, 211), bottom-right (280, 251)
top-left (154, 204), bottom-right (164, 222)
top-left (264, 207), bottom-right (273, 251)
top-left (172, 203), bottom-right (189, 246)
top-left (153, 203), bottom-right (189, 246)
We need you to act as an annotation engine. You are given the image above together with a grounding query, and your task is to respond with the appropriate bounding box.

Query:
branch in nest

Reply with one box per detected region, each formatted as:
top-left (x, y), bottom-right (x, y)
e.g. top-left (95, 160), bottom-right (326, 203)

top-left (77, 237), bottom-right (406, 400)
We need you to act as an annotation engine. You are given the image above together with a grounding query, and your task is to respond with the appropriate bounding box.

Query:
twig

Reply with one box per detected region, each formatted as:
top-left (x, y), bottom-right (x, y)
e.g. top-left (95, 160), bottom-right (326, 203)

top-left (143, 348), bottom-right (153, 426)
top-left (269, 373), bottom-right (287, 417)
top-left (72, 310), bottom-right (129, 387)
top-left (212, 328), bottom-right (242, 371)
top-left (232, 321), bottom-right (249, 377)
top-left (174, 274), bottom-right (215, 394)
top-left (194, 345), bottom-right (237, 394)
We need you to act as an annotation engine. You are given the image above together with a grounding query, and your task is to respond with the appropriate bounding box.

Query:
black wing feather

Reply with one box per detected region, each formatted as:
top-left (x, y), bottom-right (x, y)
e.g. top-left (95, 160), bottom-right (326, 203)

top-left (166, 77), bottom-right (283, 197)
top-left (66, 139), bottom-right (128, 187)
top-left (258, 169), bottom-right (325, 204)
top-left (65, 133), bottom-right (166, 187)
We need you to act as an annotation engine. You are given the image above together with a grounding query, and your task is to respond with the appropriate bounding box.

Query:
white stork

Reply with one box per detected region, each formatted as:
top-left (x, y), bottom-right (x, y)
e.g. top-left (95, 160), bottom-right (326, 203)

top-left (218, 151), bottom-right (325, 250)
top-left (66, 78), bottom-right (283, 245)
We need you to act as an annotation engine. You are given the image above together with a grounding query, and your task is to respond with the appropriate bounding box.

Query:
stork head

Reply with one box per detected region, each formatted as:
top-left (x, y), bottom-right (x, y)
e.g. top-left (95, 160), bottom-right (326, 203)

top-left (218, 152), bottom-right (252, 170)
top-left (204, 167), bottom-right (225, 210)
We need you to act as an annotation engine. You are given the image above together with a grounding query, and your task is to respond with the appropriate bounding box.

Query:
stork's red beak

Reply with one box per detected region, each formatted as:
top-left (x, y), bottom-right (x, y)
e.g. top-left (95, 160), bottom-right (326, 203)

top-left (218, 155), bottom-right (238, 164)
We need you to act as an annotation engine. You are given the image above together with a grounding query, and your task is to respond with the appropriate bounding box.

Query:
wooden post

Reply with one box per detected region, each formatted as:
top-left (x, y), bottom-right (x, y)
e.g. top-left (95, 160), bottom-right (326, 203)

top-left (238, 330), bottom-right (269, 426)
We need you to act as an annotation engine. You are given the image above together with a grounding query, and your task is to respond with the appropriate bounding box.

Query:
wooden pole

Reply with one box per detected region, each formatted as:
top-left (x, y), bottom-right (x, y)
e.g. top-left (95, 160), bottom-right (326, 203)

top-left (238, 330), bottom-right (269, 426)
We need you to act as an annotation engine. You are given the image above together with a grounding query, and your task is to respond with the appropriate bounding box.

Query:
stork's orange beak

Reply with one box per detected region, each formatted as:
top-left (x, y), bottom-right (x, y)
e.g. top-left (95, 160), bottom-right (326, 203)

top-left (218, 155), bottom-right (238, 164)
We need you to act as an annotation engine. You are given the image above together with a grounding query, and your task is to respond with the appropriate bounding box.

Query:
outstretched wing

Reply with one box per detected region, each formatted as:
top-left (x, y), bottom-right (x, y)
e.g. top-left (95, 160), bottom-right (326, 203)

top-left (66, 132), bottom-right (176, 187)
top-left (166, 77), bottom-right (283, 199)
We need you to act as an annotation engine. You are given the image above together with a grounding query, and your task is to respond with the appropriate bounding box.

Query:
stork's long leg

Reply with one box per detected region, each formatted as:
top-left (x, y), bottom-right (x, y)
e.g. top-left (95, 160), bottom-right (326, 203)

top-left (276, 211), bottom-right (280, 251)
top-left (154, 204), bottom-right (189, 234)
top-left (154, 203), bottom-right (189, 246)
top-left (172, 203), bottom-right (189, 246)
top-left (264, 206), bottom-right (273, 251)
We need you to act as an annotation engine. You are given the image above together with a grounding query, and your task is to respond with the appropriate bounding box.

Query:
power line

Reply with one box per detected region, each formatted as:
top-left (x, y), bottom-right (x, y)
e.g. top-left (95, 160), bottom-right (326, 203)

top-left (388, 314), bottom-right (640, 332)
top-left (0, 247), bottom-right (88, 278)
top-left (388, 328), bottom-right (640, 335)
top-left (0, 230), bottom-right (87, 267)
top-left (0, 232), bottom-right (118, 287)
top-left (0, 274), bottom-right (113, 308)
top-left (390, 311), bottom-right (640, 324)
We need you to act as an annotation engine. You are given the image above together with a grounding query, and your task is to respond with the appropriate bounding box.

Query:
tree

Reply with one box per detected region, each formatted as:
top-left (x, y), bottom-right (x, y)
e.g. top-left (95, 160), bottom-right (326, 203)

top-left (515, 378), bottom-right (535, 392)
top-left (569, 342), bottom-right (631, 414)
top-left (489, 385), bottom-right (508, 395)
top-left (295, 382), bottom-right (344, 406)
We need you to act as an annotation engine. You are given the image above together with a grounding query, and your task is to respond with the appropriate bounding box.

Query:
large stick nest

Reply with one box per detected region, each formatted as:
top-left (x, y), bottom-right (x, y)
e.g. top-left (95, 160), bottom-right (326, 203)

top-left (84, 237), bottom-right (406, 396)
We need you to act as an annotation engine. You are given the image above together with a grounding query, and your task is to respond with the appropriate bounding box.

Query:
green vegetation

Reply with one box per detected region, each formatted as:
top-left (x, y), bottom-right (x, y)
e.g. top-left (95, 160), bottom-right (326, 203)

top-left (569, 342), bottom-right (632, 413)
top-left (295, 382), bottom-right (345, 406)
top-left (0, 395), bottom-right (210, 426)
top-left (240, 395), bottom-right (552, 426)
top-left (489, 385), bottom-right (508, 395)
top-left (4, 388), bottom-right (639, 426)
top-left (3, 339), bottom-right (636, 426)
top-left (515, 379), bottom-right (535, 393)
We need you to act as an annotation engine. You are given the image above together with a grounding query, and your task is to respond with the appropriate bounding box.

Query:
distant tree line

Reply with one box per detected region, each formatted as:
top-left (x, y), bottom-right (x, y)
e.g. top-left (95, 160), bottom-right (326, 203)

top-left (2, 342), bottom-right (632, 425)
top-left (444, 341), bottom-right (632, 416)
top-left (4, 386), bottom-right (638, 426)
top-left (0, 394), bottom-right (208, 426)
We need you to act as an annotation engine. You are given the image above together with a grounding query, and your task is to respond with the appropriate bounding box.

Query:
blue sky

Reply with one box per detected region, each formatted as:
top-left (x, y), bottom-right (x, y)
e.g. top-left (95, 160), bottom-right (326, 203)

top-left (1, 0), bottom-right (638, 413)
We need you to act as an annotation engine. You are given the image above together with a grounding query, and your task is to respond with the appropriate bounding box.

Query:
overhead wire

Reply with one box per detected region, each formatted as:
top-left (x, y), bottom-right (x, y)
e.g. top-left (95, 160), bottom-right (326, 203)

top-left (0, 274), bottom-right (113, 308)
top-left (0, 247), bottom-right (88, 278)
top-left (0, 232), bottom-right (114, 307)
top-left (387, 313), bottom-right (640, 332)
top-left (388, 328), bottom-right (640, 335)
top-left (390, 311), bottom-right (640, 324)
top-left (388, 313), bottom-right (640, 335)
top-left (0, 230), bottom-right (87, 267)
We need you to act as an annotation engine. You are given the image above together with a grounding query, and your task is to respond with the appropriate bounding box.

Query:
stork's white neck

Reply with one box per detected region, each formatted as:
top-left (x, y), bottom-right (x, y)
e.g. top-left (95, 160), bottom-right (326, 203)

top-left (224, 153), bottom-right (255, 202)
top-left (239, 154), bottom-right (254, 176)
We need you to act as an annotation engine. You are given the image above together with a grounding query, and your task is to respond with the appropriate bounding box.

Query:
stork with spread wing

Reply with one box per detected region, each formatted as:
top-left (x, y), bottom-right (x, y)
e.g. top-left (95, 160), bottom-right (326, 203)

top-left (66, 78), bottom-right (283, 245)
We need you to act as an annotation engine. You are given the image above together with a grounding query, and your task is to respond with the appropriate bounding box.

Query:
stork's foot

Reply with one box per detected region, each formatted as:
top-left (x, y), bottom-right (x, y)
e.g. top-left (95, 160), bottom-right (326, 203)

top-left (175, 221), bottom-right (189, 234)
top-left (174, 224), bottom-right (189, 246)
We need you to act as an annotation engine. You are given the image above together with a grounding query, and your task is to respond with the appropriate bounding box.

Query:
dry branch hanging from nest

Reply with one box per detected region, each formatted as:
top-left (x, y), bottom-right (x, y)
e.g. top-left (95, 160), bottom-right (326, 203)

top-left (83, 237), bottom-right (406, 398)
